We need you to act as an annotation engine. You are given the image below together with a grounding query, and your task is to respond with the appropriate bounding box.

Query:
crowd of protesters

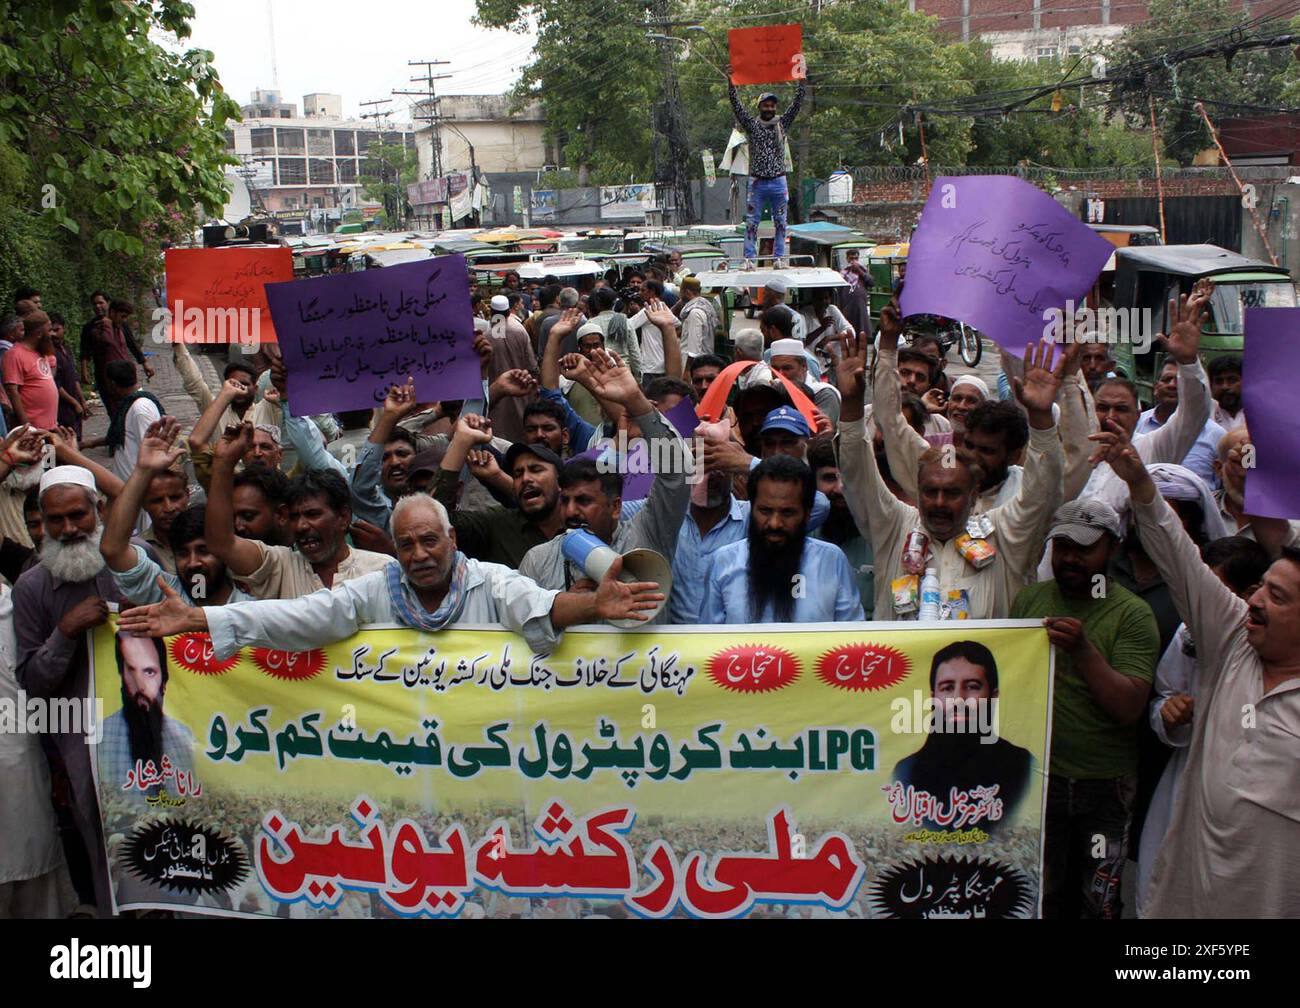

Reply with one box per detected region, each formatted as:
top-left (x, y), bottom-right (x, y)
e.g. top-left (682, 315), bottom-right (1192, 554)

top-left (0, 205), bottom-right (1294, 925)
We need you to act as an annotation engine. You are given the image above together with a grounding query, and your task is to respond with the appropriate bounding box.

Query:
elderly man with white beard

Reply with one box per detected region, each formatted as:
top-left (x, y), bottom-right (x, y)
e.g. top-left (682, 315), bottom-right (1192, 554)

top-left (14, 464), bottom-right (124, 916)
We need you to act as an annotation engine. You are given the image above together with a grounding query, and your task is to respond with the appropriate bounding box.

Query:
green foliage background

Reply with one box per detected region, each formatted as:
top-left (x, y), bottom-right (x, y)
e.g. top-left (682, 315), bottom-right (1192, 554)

top-left (0, 0), bottom-right (237, 349)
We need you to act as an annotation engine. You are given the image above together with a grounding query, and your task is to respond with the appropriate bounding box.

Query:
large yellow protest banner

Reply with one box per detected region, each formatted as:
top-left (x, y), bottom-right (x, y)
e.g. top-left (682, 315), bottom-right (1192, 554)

top-left (91, 618), bottom-right (1053, 919)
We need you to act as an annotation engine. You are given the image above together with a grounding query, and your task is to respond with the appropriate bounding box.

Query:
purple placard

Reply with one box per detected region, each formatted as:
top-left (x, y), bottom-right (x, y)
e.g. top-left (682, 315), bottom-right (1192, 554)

top-left (1243, 307), bottom-right (1300, 519)
top-left (577, 396), bottom-right (701, 501)
top-left (264, 253), bottom-right (481, 414)
top-left (899, 175), bottom-right (1115, 355)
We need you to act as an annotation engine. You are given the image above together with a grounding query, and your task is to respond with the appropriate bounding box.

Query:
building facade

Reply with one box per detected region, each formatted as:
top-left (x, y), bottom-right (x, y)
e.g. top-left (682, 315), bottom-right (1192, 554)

top-left (226, 90), bottom-right (415, 215)
top-left (413, 94), bottom-right (555, 179)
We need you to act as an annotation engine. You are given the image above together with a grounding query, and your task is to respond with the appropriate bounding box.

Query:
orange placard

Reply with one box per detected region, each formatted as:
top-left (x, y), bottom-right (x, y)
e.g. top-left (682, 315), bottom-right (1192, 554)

top-left (728, 23), bottom-right (804, 86)
top-left (165, 247), bottom-right (294, 345)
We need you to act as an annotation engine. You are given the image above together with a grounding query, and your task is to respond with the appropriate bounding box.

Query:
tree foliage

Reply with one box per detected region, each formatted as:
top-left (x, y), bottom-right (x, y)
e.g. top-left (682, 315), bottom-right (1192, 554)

top-left (0, 0), bottom-right (238, 344)
top-left (474, 0), bottom-right (660, 185)
top-left (1109, 0), bottom-right (1296, 164)
top-left (360, 141), bottom-right (419, 225)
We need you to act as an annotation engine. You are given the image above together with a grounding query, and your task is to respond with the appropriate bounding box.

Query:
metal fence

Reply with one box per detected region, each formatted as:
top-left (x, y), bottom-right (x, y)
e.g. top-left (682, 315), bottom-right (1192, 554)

top-left (843, 164), bottom-right (1291, 184)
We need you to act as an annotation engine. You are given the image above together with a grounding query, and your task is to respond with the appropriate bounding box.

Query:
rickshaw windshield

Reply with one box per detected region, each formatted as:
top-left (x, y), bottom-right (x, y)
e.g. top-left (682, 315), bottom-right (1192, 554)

top-left (1208, 281), bottom-right (1296, 334)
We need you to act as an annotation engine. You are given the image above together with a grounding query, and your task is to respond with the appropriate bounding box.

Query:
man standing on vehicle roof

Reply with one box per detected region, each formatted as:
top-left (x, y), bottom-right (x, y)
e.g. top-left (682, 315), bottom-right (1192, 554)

top-left (728, 66), bottom-right (807, 270)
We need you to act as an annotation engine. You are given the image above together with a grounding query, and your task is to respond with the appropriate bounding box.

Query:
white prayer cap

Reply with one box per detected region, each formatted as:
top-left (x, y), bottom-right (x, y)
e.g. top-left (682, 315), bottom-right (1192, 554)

top-left (576, 322), bottom-right (603, 340)
top-left (39, 465), bottom-right (96, 500)
top-left (951, 374), bottom-right (990, 398)
top-left (769, 338), bottom-right (805, 358)
top-left (490, 294), bottom-right (510, 312)
top-left (764, 278), bottom-right (788, 296)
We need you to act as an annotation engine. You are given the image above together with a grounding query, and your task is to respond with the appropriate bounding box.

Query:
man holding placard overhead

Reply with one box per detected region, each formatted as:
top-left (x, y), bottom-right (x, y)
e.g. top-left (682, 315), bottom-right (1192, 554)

top-left (727, 41), bottom-right (806, 270)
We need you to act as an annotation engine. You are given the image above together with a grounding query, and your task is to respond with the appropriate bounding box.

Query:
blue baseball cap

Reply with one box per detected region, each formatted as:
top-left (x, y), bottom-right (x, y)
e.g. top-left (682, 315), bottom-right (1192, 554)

top-left (760, 406), bottom-right (811, 437)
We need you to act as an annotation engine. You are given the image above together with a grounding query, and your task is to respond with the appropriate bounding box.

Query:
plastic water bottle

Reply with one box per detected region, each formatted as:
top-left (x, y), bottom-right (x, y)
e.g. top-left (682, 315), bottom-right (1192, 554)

top-left (918, 569), bottom-right (941, 621)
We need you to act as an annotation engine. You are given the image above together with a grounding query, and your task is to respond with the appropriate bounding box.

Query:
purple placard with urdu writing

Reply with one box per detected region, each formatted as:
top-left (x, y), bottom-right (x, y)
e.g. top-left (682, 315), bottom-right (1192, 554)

top-left (1243, 307), bottom-right (1300, 519)
top-left (899, 175), bottom-right (1115, 355)
top-left (264, 253), bottom-right (480, 414)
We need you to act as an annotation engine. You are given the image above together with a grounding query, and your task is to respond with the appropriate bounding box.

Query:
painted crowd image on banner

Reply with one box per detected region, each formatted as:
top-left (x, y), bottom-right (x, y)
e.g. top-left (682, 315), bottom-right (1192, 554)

top-left (90, 618), bottom-right (1052, 920)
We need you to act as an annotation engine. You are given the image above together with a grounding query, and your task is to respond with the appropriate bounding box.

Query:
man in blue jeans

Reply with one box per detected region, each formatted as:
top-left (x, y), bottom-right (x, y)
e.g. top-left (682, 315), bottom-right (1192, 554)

top-left (728, 71), bottom-right (807, 268)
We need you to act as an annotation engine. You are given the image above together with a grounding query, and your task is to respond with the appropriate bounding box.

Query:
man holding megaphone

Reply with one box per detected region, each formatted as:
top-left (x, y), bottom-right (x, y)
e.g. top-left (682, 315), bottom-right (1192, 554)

top-left (518, 350), bottom-right (690, 625)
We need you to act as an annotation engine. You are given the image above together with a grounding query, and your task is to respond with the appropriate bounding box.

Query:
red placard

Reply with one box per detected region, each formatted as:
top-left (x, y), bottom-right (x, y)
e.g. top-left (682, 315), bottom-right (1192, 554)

top-left (728, 23), bottom-right (804, 86)
top-left (165, 247), bottom-right (293, 344)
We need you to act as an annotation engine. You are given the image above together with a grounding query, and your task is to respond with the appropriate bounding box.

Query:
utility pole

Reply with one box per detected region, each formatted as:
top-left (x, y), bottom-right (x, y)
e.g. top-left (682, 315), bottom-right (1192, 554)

top-left (795, 0), bottom-right (820, 224)
top-left (649, 0), bottom-right (693, 225)
top-left (396, 60), bottom-right (451, 180)
top-left (396, 60), bottom-right (453, 228)
top-left (360, 98), bottom-right (397, 224)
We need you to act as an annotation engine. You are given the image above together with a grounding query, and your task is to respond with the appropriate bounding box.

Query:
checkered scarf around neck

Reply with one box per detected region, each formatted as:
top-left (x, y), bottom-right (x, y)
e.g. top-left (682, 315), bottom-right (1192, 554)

top-left (384, 552), bottom-right (470, 631)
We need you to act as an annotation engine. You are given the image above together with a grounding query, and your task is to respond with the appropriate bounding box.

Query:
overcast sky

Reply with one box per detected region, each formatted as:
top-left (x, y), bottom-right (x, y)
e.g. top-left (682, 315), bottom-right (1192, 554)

top-left (185, 0), bottom-right (537, 120)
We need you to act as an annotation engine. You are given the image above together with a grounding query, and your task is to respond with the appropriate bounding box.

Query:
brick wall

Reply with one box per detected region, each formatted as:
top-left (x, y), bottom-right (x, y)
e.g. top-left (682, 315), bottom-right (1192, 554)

top-left (846, 175), bottom-right (1241, 206)
top-left (819, 173), bottom-right (1244, 240)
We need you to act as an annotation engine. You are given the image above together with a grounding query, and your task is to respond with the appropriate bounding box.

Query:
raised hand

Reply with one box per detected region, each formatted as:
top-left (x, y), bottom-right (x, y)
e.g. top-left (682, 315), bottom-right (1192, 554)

top-left (473, 331), bottom-right (493, 378)
top-left (1166, 278), bottom-right (1213, 364)
top-left (877, 304), bottom-right (903, 351)
top-left (1088, 417), bottom-right (1150, 488)
top-left (2, 425), bottom-right (44, 468)
top-left (382, 377), bottom-right (419, 418)
top-left (493, 369), bottom-right (538, 398)
top-left (215, 421), bottom-right (253, 465)
top-left (586, 348), bottom-right (643, 408)
top-left (452, 413), bottom-right (493, 447)
top-left (466, 448), bottom-right (503, 483)
top-left (810, 406), bottom-right (832, 435)
top-left (644, 298), bottom-right (677, 330)
top-left (921, 387), bottom-right (947, 414)
top-left (549, 307), bottom-right (584, 342)
top-left (137, 416), bottom-right (186, 473)
top-left (592, 555), bottom-right (666, 623)
top-left (835, 329), bottom-right (869, 407)
top-left (349, 519), bottom-right (396, 556)
top-left (118, 577), bottom-right (201, 638)
top-left (269, 351), bottom-right (288, 397)
top-left (702, 437), bottom-right (755, 475)
top-left (1013, 339), bottom-right (1065, 420)
top-left (559, 353), bottom-right (592, 385)
top-left (220, 377), bottom-right (250, 402)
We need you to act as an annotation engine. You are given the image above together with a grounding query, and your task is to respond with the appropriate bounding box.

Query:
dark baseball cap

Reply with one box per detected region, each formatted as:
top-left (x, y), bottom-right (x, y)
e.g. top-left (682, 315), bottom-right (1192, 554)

top-left (504, 441), bottom-right (563, 473)
top-left (407, 445), bottom-right (448, 480)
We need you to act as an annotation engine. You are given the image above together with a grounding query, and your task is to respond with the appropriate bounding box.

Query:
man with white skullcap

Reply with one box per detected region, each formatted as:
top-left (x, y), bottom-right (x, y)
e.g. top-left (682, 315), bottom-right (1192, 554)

top-left (948, 374), bottom-right (990, 432)
top-left (760, 278), bottom-right (805, 342)
top-left (486, 289), bottom-right (540, 445)
top-left (14, 464), bottom-right (123, 916)
top-left (769, 337), bottom-right (841, 425)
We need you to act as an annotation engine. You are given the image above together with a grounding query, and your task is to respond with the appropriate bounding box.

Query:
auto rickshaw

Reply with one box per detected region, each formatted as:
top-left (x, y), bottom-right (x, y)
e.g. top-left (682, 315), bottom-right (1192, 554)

top-left (787, 222), bottom-right (873, 270)
top-left (1111, 244), bottom-right (1296, 402)
top-left (867, 242), bottom-right (908, 321)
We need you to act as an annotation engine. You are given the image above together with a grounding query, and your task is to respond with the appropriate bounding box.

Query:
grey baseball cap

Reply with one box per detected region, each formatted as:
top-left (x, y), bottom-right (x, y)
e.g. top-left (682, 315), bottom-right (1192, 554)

top-left (1048, 499), bottom-right (1124, 546)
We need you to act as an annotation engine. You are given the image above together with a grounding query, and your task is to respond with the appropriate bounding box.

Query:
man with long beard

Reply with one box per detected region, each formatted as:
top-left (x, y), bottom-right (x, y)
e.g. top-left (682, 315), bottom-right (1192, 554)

top-left (701, 455), bottom-right (863, 624)
top-left (14, 465), bottom-right (123, 916)
top-left (99, 632), bottom-right (195, 804)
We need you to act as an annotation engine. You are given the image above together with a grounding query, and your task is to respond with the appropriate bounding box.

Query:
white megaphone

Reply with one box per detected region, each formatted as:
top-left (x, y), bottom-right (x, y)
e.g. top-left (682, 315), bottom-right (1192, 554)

top-left (560, 528), bottom-right (672, 628)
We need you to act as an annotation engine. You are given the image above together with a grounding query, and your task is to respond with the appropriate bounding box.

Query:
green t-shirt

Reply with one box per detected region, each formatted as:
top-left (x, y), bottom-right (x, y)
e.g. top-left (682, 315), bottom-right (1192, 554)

top-left (1010, 579), bottom-right (1159, 780)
